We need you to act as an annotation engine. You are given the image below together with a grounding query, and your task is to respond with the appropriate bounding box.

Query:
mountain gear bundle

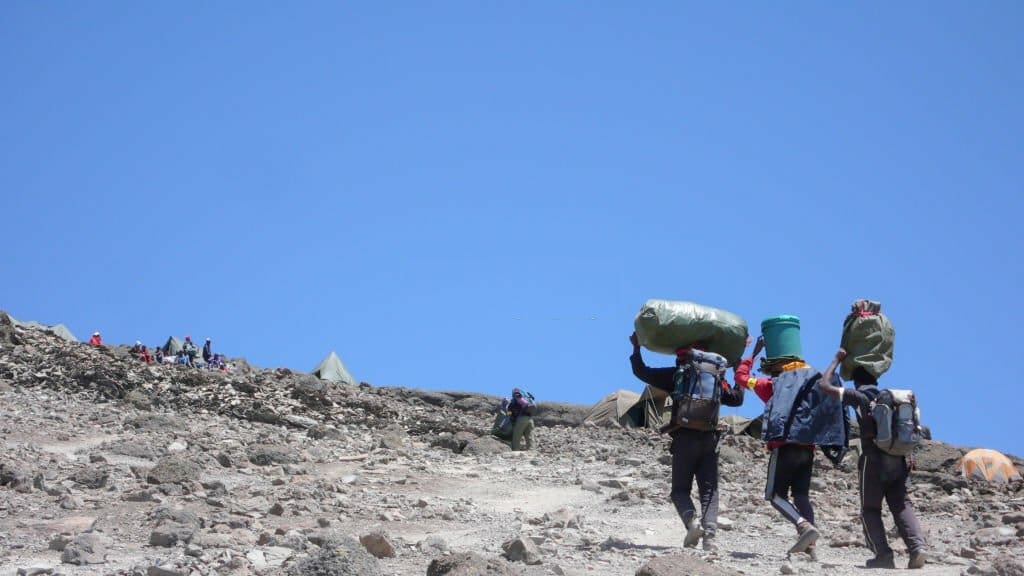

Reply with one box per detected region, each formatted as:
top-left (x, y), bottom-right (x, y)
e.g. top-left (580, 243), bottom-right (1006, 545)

top-left (661, 349), bottom-right (728, 434)
top-left (871, 389), bottom-right (921, 456)
top-left (634, 300), bottom-right (749, 366)
top-left (840, 300), bottom-right (895, 381)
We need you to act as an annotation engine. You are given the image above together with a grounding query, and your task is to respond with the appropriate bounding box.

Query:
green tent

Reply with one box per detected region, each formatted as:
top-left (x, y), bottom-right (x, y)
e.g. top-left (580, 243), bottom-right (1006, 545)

top-left (584, 386), bottom-right (670, 429)
top-left (720, 414), bottom-right (763, 438)
top-left (312, 351), bottom-right (355, 384)
top-left (163, 336), bottom-right (184, 355)
top-left (9, 316), bottom-right (78, 342)
top-left (48, 324), bottom-right (78, 342)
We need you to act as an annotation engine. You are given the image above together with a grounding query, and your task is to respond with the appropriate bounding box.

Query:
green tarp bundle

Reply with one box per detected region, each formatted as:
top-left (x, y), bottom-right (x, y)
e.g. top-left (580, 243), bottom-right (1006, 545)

top-left (634, 300), bottom-right (749, 366)
top-left (840, 300), bottom-right (895, 381)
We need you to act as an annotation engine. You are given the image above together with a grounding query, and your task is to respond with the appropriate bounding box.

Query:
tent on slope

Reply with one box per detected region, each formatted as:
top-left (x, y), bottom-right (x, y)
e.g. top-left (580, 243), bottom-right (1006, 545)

top-left (584, 386), bottom-right (669, 429)
top-left (8, 316), bottom-right (78, 342)
top-left (312, 351), bottom-right (355, 385)
top-left (957, 448), bottom-right (1022, 484)
top-left (162, 336), bottom-right (184, 355)
top-left (584, 390), bottom-right (640, 428)
top-left (48, 324), bottom-right (78, 342)
top-left (720, 414), bottom-right (763, 438)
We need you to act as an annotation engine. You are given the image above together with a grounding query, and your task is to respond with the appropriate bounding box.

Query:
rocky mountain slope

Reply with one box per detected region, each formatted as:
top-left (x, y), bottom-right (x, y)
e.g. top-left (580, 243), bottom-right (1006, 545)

top-left (1, 312), bottom-right (1022, 576)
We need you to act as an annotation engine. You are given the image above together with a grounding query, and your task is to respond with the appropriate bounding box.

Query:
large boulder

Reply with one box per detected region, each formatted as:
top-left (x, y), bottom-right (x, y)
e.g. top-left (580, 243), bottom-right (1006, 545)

top-left (60, 532), bottom-right (111, 565)
top-left (636, 554), bottom-right (743, 576)
top-left (462, 436), bottom-right (510, 456)
top-left (248, 445), bottom-right (300, 466)
top-left (286, 537), bottom-right (380, 576)
top-left (427, 552), bottom-right (519, 576)
top-left (147, 457), bottom-right (202, 486)
top-left (913, 440), bottom-right (965, 473)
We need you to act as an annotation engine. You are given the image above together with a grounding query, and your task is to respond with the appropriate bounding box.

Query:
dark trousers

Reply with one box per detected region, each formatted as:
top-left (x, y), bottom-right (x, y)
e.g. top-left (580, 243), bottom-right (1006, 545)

top-left (765, 444), bottom-right (815, 526)
top-left (859, 448), bottom-right (926, 556)
top-left (670, 429), bottom-right (721, 537)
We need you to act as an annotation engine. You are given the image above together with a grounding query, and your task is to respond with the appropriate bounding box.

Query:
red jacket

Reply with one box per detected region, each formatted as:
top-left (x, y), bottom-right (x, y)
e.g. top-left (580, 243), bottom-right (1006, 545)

top-left (734, 357), bottom-right (814, 451)
top-left (88, 335), bottom-right (103, 346)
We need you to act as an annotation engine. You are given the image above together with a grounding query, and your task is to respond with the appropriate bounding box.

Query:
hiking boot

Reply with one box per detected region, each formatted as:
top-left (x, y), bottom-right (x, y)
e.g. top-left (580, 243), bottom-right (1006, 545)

top-left (702, 536), bottom-right (718, 552)
top-left (806, 544), bottom-right (818, 561)
top-left (907, 549), bottom-right (926, 569)
top-left (681, 510), bottom-right (703, 548)
top-left (865, 552), bottom-right (896, 569)
top-left (684, 523), bottom-right (704, 548)
top-left (788, 521), bottom-right (819, 555)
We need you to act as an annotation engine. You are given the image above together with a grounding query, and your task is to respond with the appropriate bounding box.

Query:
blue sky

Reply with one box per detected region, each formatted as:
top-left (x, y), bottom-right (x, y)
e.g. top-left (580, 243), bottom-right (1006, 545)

top-left (2, 2), bottom-right (1021, 456)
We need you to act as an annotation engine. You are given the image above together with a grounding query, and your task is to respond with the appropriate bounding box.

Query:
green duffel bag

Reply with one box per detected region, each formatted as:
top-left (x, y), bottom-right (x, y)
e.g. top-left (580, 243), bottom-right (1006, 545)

top-left (634, 299), bottom-right (749, 366)
top-left (840, 299), bottom-right (895, 381)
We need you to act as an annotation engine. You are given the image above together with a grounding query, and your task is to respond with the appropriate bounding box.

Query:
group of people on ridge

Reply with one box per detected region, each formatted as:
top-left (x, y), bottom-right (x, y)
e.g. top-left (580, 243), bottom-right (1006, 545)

top-left (89, 331), bottom-right (228, 371)
top-left (629, 309), bottom-right (926, 570)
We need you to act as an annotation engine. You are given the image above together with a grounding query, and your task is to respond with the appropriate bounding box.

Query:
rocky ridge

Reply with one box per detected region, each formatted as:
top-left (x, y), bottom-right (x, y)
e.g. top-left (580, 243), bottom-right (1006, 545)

top-left (0, 312), bottom-right (1022, 576)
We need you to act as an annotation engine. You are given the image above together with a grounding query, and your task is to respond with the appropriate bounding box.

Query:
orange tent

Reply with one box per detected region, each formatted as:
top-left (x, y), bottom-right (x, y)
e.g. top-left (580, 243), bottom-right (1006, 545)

top-left (956, 448), bottom-right (1022, 484)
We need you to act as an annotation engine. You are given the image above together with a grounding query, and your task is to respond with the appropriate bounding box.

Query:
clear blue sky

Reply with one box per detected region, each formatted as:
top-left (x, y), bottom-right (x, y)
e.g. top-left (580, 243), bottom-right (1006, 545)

top-left (2, 3), bottom-right (1021, 456)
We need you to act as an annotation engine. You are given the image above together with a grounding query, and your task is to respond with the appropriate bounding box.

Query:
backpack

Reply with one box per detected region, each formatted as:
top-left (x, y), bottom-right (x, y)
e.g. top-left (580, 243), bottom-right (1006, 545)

top-left (515, 390), bottom-right (537, 417)
top-left (662, 350), bottom-right (727, 433)
top-left (871, 389), bottom-right (922, 456)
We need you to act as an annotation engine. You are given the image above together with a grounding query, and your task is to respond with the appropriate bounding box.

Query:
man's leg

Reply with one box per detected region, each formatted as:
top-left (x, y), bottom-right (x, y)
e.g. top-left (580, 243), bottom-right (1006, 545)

top-left (789, 448), bottom-right (815, 526)
top-left (511, 417), bottom-right (533, 451)
top-left (512, 414), bottom-right (536, 450)
top-left (860, 453), bottom-right (892, 561)
top-left (670, 433), bottom-right (702, 547)
top-left (884, 457), bottom-right (927, 566)
top-left (694, 432), bottom-right (720, 550)
top-left (765, 446), bottom-right (803, 525)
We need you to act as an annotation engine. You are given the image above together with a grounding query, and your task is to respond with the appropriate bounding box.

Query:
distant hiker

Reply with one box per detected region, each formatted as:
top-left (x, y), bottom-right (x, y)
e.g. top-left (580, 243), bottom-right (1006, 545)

top-left (182, 335), bottom-right (199, 362)
top-left (202, 338), bottom-right (213, 363)
top-left (735, 317), bottom-right (846, 558)
top-left (208, 353), bottom-right (225, 371)
top-left (139, 345), bottom-right (152, 364)
top-left (629, 331), bottom-right (745, 552)
top-left (819, 350), bottom-right (927, 569)
top-left (88, 331), bottom-right (103, 346)
top-left (492, 388), bottom-right (536, 451)
top-left (154, 346), bottom-right (164, 364)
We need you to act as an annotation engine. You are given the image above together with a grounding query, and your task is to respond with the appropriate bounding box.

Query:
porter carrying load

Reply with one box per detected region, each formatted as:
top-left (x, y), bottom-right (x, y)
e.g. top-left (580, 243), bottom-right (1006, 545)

top-left (839, 299), bottom-right (895, 381)
top-left (633, 300), bottom-right (748, 366)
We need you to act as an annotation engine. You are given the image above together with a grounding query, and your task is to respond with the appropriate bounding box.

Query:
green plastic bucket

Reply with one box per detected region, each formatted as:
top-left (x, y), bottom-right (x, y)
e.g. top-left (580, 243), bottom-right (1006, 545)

top-left (761, 315), bottom-right (802, 360)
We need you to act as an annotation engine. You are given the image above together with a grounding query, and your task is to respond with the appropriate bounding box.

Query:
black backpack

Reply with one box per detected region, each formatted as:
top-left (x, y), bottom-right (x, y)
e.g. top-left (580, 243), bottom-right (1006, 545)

top-left (661, 350), bottom-right (727, 433)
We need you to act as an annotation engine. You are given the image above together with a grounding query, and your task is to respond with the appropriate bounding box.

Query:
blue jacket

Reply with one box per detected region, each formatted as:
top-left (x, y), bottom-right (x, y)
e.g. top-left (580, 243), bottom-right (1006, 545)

top-left (762, 367), bottom-right (846, 448)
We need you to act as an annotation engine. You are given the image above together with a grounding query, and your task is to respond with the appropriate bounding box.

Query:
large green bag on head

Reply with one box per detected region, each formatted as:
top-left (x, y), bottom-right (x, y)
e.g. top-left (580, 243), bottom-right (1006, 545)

top-left (840, 299), bottom-right (895, 381)
top-left (634, 300), bottom-right (749, 366)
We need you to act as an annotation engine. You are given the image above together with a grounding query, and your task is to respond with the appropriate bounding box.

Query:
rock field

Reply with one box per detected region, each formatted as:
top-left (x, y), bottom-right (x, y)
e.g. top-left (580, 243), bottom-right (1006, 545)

top-left (1, 312), bottom-right (1022, 576)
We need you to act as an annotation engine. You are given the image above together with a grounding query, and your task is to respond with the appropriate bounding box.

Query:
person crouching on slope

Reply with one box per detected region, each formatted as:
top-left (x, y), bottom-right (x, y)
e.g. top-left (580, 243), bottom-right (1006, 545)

top-left (819, 350), bottom-right (927, 570)
top-left (492, 388), bottom-right (536, 451)
top-left (630, 332), bottom-right (745, 552)
top-left (735, 321), bottom-right (847, 558)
